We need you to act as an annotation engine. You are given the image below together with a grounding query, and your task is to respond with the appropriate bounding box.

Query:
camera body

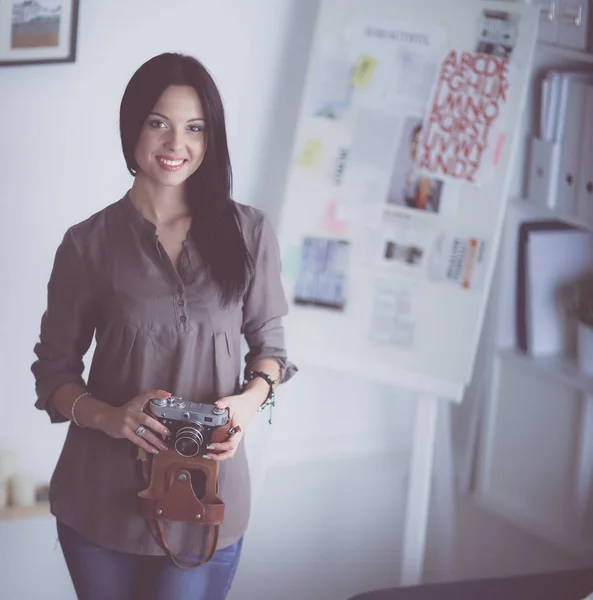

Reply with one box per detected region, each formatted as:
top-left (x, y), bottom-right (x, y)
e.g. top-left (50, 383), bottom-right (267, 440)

top-left (147, 396), bottom-right (229, 457)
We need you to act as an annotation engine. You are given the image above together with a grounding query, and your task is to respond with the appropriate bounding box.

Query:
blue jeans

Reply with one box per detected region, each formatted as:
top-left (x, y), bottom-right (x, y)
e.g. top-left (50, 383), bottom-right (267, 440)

top-left (56, 520), bottom-right (243, 600)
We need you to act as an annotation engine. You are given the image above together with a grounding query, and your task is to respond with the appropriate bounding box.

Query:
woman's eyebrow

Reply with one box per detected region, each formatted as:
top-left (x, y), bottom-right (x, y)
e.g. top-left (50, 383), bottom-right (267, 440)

top-left (149, 111), bottom-right (205, 123)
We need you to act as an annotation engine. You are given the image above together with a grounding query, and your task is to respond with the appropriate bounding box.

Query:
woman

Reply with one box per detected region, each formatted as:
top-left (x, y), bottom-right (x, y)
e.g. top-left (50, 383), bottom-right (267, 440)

top-left (31, 52), bottom-right (296, 600)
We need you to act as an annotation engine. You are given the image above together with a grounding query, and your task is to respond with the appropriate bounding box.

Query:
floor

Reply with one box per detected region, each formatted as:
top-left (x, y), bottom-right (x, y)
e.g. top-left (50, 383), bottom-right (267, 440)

top-left (227, 453), bottom-right (408, 600)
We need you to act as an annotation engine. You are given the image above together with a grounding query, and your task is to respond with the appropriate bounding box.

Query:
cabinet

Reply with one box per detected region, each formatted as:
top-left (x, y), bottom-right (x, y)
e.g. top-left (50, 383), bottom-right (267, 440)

top-left (533, 0), bottom-right (591, 51)
top-left (471, 41), bottom-right (593, 560)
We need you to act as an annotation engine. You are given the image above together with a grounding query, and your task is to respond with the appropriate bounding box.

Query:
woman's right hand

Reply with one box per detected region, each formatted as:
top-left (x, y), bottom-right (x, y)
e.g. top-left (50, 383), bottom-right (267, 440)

top-left (99, 389), bottom-right (172, 455)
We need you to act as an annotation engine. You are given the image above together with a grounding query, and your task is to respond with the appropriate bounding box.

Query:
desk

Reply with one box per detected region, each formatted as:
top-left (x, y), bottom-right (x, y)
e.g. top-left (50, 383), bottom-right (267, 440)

top-left (349, 567), bottom-right (593, 600)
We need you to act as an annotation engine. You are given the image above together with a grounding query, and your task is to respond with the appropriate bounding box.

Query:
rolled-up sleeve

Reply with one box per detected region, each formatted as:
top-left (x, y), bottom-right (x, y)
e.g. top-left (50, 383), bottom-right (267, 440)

top-left (241, 215), bottom-right (297, 384)
top-left (31, 229), bottom-right (96, 423)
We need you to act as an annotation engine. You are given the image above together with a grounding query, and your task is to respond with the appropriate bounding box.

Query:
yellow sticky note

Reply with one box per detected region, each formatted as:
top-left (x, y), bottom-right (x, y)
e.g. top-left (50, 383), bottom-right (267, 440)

top-left (350, 55), bottom-right (377, 88)
top-left (297, 139), bottom-right (323, 168)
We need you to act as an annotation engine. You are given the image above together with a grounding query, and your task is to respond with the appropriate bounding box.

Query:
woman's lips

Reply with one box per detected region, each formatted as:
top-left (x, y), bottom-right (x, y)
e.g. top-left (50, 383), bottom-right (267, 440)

top-left (157, 157), bottom-right (186, 172)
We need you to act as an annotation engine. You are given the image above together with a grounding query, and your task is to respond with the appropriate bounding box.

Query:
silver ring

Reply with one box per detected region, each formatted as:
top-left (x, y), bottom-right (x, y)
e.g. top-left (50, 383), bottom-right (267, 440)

top-left (135, 425), bottom-right (146, 438)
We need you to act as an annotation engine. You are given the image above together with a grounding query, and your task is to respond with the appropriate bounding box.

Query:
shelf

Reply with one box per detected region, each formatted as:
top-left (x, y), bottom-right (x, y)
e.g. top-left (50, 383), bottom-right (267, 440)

top-left (539, 42), bottom-right (593, 65)
top-left (511, 197), bottom-right (593, 233)
top-left (0, 502), bottom-right (50, 522)
top-left (498, 347), bottom-right (593, 394)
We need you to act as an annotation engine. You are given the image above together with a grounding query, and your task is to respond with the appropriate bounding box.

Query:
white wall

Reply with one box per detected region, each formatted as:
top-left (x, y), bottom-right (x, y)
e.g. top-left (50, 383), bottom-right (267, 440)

top-left (0, 0), bottom-right (333, 484)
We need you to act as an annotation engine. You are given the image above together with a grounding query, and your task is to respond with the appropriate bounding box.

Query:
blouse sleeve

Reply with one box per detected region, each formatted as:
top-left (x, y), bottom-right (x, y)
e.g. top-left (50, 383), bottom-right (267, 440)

top-left (31, 228), bottom-right (96, 423)
top-left (241, 215), bottom-right (298, 384)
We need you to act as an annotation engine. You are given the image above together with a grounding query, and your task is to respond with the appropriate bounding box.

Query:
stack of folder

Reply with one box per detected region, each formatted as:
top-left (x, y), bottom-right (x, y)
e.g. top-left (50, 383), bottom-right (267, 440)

top-left (517, 220), bottom-right (593, 358)
top-left (527, 71), bottom-right (593, 221)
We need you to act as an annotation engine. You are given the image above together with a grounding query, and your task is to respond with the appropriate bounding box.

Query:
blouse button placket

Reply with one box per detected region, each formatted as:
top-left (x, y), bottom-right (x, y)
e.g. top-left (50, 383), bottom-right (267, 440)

top-left (176, 285), bottom-right (189, 332)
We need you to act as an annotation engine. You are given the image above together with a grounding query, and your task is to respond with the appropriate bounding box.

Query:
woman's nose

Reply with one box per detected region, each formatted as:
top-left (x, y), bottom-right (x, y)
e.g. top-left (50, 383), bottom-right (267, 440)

top-left (164, 129), bottom-right (183, 152)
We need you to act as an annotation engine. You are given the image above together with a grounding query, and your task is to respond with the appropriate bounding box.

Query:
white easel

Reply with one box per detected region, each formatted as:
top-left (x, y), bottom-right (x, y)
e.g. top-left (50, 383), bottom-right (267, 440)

top-left (269, 0), bottom-right (541, 587)
top-left (401, 395), bottom-right (455, 585)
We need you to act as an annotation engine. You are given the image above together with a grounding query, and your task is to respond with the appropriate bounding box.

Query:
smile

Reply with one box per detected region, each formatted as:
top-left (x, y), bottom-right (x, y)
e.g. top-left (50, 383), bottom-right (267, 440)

top-left (157, 157), bottom-right (187, 171)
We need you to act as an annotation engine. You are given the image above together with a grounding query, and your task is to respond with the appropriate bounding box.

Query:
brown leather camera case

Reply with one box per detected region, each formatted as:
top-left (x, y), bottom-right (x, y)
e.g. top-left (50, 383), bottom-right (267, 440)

top-left (136, 421), bottom-right (231, 568)
top-left (138, 452), bottom-right (224, 524)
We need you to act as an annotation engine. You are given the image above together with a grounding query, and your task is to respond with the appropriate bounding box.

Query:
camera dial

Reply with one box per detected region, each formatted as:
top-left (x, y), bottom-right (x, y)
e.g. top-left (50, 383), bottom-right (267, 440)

top-left (169, 396), bottom-right (186, 409)
top-left (150, 398), bottom-right (168, 408)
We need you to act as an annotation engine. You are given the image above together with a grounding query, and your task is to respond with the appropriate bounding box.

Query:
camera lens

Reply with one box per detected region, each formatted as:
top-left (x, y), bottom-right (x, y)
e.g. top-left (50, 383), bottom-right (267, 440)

top-left (174, 425), bottom-right (204, 457)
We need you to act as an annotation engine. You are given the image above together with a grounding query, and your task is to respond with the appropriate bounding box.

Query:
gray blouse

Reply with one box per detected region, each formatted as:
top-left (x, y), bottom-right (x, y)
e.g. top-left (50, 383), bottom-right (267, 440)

top-left (31, 193), bottom-right (297, 556)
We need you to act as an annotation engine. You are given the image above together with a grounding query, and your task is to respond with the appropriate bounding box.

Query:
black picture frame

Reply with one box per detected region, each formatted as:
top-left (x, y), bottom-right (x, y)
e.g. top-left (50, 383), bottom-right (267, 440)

top-left (0, 0), bottom-right (80, 67)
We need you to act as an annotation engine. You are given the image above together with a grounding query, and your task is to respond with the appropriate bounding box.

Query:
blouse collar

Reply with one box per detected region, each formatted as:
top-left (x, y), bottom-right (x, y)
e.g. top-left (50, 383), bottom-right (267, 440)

top-left (120, 191), bottom-right (158, 238)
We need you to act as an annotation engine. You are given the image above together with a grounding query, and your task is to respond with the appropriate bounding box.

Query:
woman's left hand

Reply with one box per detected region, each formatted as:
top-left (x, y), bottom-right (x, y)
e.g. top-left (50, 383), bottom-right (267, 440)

top-left (202, 391), bottom-right (262, 461)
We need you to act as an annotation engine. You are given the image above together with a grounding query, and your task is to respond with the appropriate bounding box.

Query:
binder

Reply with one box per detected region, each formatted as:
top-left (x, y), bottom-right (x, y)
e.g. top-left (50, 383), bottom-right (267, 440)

top-left (576, 84), bottom-right (593, 223)
top-left (517, 220), bottom-right (593, 357)
top-left (527, 137), bottom-right (562, 209)
top-left (527, 72), bottom-right (593, 213)
top-left (554, 76), bottom-right (589, 216)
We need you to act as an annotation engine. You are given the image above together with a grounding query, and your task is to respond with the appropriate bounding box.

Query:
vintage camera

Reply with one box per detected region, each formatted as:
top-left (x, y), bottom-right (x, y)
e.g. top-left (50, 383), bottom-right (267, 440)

top-left (147, 396), bottom-right (229, 457)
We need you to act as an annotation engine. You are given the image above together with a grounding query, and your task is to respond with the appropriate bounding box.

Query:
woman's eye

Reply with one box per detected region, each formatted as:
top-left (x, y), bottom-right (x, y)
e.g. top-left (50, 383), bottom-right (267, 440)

top-left (148, 119), bottom-right (167, 129)
top-left (188, 124), bottom-right (203, 133)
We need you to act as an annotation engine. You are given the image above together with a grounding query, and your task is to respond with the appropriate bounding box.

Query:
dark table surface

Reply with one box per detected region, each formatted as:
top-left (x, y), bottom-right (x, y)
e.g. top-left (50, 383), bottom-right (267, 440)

top-left (349, 568), bottom-right (593, 600)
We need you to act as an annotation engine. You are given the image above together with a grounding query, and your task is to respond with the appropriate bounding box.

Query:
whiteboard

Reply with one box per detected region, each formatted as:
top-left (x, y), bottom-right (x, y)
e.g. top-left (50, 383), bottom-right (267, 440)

top-left (276, 0), bottom-right (539, 401)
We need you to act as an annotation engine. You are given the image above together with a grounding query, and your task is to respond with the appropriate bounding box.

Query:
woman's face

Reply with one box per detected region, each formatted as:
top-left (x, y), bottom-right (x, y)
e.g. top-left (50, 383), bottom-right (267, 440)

top-left (134, 84), bottom-right (207, 188)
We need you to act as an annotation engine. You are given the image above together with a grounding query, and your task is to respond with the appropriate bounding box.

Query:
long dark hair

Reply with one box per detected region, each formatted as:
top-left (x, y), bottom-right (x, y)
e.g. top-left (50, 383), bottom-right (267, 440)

top-left (119, 52), bottom-right (253, 306)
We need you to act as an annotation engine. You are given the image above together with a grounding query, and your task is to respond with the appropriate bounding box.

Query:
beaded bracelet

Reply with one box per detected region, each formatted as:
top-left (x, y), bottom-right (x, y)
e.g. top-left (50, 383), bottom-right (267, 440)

top-left (71, 392), bottom-right (91, 428)
top-left (241, 371), bottom-right (276, 424)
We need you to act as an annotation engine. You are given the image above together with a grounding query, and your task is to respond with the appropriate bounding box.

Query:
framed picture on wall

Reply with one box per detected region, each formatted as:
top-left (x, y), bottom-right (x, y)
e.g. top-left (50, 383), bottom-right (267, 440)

top-left (0, 0), bottom-right (80, 67)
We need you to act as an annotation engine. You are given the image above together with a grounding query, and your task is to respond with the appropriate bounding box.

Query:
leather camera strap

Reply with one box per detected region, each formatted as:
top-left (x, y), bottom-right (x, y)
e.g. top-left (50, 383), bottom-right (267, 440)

top-left (147, 518), bottom-right (219, 570)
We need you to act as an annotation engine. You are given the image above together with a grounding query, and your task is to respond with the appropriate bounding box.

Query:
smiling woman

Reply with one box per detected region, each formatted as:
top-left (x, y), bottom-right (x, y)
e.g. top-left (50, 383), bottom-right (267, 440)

top-left (118, 53), bottom-right (254, 305)
top-left (31, 52), bottom-right (297, 600)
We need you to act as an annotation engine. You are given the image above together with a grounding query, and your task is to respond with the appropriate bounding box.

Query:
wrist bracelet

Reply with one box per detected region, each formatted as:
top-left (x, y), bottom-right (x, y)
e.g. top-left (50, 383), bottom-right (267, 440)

top-left (241, 371), bottom-right (277, 425)
top-left (71, 392), bottom-right (91, 428)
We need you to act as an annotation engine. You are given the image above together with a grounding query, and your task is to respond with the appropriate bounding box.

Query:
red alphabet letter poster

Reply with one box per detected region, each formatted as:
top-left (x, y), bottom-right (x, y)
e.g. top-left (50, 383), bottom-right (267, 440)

top-left (416, 50), bottom-right (510, 185)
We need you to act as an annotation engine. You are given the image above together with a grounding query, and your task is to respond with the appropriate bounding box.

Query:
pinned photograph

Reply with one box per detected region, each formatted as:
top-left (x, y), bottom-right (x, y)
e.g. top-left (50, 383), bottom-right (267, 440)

top-left (427, 233), bottom-right (487, 290)
top-left (386, 116), bottom-right (444, 213)
top-left (1, 0), bottom-right (79, 66)
top-left (361, 211), bottom-right (431, 272)
top-left (476, 9), bottom-right (520, 60)
top-left (383, 241), bottom-right (423, 266)
top-left (294, 237), bottom-right (350, 311)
